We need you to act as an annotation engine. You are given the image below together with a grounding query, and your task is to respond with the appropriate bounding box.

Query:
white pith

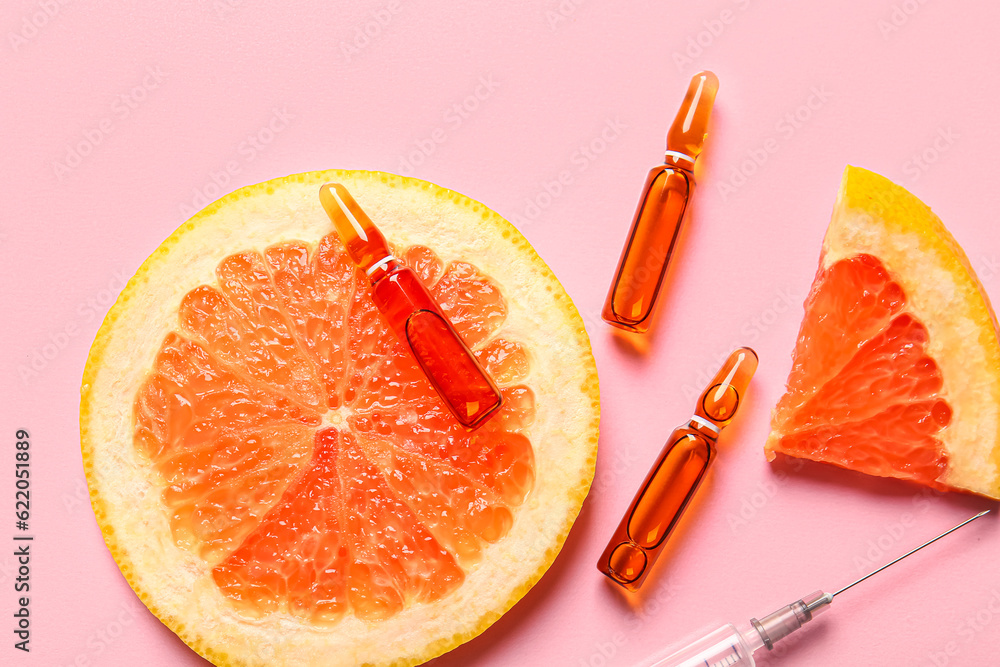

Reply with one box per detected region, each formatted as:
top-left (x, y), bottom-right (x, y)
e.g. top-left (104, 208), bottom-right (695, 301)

top-left (80, 171), bottom-right (600, 667)
top-left (768, 166), bottom-right (1000, 498)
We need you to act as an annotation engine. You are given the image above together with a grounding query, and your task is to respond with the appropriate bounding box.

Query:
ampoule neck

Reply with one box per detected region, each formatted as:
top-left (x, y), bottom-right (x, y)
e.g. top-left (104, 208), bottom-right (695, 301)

top-left (319, 183), bottom-right (396, 275)
top-left (664, 70), bottom-right (718, 170)
top-left (365, 254), bottom-right (401, 283)
top-left (686, 416), bottom-right (721, 441)
top-left (663, 151), bottom-right (696, 173)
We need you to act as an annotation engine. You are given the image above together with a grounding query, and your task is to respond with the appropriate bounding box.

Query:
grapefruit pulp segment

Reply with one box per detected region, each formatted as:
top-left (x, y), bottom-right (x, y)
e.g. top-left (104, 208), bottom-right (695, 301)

top-left (766, 166), bottom-right (1000, 499)
top-left (770, 254), bottom-right (905, 432)
top-left (264, 237), bottom-right (356, 409)
top-left (82, 170), bottom-right (600, 667)
top-left (212, 428), bottom-right (466, 624)
top-left (136, 235), bottom-right (537, 622)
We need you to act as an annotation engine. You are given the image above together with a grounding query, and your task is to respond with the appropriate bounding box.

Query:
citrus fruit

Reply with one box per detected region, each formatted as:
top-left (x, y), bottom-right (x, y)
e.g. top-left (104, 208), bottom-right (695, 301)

top-left (765, 166), bottom-right (1000, 500)
top-left (80, 170), bottom-right (600, 666)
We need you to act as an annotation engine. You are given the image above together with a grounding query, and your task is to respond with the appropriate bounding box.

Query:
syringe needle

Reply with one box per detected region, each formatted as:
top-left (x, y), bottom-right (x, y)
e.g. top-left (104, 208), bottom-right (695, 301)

top-left (832, 509), bottom-right (991, 598)
top-left (747, 509), bottom-right (992, 654)
top-left (644, 510), bottom-right (992, 667)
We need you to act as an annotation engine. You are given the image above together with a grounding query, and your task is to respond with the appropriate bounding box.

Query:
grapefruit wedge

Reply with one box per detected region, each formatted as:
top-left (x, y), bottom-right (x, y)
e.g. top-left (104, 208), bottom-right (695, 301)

top-left (766, 166), bottom-right (1000, 500)
top-left (81, 170), bottom-right (600, 666)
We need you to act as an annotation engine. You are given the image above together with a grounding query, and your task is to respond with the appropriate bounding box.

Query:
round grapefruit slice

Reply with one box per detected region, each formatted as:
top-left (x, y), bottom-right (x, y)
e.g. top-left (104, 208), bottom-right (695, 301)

top-left (81, 171), bottom-right (600, 666)
top-left (766, 166), bottom-right (1000, 500)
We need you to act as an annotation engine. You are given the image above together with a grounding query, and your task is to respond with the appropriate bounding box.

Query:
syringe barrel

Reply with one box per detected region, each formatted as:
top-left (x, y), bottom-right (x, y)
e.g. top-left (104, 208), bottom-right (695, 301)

top-left (638, 623), bottom-right (759, 667)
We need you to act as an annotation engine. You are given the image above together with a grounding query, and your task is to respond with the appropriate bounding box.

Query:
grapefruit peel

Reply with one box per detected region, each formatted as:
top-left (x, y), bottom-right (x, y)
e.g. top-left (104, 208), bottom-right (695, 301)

top-left (766, 165), bottom-right (1000, 499)
top-left (81, 170), bottom-right (600, 666)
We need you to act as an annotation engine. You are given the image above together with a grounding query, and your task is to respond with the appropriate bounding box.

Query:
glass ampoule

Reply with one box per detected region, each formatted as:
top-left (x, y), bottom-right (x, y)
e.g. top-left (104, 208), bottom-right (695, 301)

top-left (319, 183), bottom-right (503, 429)
top-left (602, 71), bottom-right (719, 333)
top-left (598, 348), bottom-right (757, 590)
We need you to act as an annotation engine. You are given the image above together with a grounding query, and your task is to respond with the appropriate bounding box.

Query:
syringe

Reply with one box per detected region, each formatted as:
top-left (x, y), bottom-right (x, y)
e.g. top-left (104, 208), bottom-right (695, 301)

top-left (640, 509), bottom-right (991, 667)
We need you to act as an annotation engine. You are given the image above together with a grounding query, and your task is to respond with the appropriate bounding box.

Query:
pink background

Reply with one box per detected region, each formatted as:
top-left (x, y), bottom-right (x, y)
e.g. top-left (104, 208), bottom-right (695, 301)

top-left (3, 1), bottom-right (1000, 665)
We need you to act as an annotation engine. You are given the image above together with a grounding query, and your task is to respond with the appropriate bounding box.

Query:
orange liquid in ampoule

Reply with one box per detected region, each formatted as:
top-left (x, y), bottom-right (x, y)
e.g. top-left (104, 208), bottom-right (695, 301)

top-left (598, 348), bottom-right (756, 591)
top-left (628, 433), bottom-right (712, 550)
top-left (372, 269), bottom-right (502, 427)
top-left (319, 183), bottom-right (502, 428)
top-left (604, 168), bottom-right (691, 331)
top-left (603, 71), bottom-right (718, 333)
